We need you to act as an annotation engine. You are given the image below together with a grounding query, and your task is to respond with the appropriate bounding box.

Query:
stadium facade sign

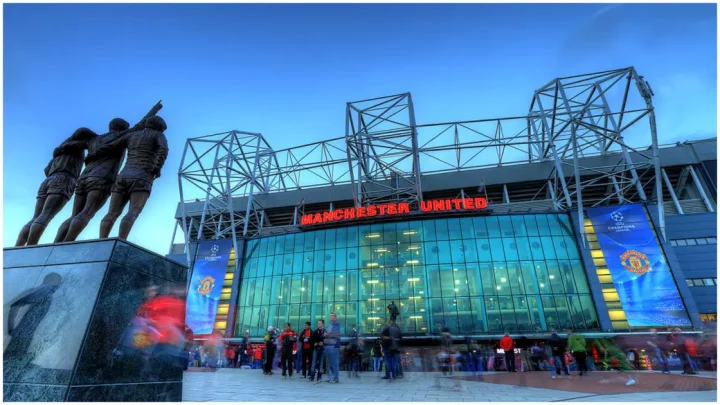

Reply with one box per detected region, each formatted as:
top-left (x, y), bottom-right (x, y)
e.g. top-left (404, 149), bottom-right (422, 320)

top-left (300, 197), bottom-right (488, 226)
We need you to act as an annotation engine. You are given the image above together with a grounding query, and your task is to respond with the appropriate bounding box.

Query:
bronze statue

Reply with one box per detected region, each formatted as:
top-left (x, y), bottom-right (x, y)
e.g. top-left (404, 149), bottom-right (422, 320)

top-left (16, 128), bottom-right (96, 246)
top-left (54, 102), bottom-right (163, 243)
top-left (97, 115), bottom-right (169, 239)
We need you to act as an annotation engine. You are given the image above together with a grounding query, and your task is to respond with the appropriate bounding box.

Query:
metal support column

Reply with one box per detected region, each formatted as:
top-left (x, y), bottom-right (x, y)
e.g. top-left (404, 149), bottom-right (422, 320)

top-left (197, 148), bottom-right (222, 240)
top-left (662, 169), bottom-right (684, 215)
top-left (689, 165), bottom-right (715, 212)
top-left (571, 125), bottom-right (586, 247)
top-left (243, 135), bottom-right (263, 236)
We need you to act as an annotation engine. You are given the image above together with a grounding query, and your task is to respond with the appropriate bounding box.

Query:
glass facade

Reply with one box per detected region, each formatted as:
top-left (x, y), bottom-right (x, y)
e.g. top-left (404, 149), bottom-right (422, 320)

top-left (234, 214), bottom-right (598, 337)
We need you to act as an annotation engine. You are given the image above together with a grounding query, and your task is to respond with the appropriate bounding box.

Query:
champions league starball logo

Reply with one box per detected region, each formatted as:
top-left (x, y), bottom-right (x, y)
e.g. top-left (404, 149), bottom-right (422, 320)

top-left (204, 244), bottom-right (221, 262)
top-left (608, 211), bottom-right (636, 232)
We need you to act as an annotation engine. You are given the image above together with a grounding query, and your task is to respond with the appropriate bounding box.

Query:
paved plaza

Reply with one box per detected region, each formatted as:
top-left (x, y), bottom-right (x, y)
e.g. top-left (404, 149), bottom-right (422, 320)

top-left (183, 369), bottom-right (717, 402)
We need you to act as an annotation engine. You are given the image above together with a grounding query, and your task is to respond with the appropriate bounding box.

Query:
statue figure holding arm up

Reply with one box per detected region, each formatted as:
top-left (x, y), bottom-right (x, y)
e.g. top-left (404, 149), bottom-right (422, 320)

top-left (96, 115), bottom-right (169, 239)
top-left (54, 101), bottom-right (163, 242)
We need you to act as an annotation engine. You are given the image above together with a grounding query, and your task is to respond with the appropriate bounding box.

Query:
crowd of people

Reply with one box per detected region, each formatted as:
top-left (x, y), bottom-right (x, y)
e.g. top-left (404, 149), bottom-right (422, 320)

top-left (185, 316), bottom-right (716, 386)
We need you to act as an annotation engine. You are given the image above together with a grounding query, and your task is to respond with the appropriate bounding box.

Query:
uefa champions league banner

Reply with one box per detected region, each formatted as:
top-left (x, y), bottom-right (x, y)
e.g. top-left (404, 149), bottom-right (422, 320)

top-left (186, 240), bottom-right (234, 335)
top-left (586, 204), bottom-right (691, 327)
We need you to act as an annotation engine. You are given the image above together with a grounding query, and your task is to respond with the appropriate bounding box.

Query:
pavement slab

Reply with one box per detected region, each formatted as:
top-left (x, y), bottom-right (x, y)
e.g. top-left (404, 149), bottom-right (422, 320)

top-left (182, 369), bottom-right (717, 402)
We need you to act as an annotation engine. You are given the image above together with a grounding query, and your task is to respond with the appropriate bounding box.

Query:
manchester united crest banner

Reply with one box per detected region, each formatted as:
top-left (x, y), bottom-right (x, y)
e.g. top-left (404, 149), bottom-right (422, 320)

top-left (586, 204), bottom-right (691, 327)
top-left (186, 240), bottom-right (234, 335)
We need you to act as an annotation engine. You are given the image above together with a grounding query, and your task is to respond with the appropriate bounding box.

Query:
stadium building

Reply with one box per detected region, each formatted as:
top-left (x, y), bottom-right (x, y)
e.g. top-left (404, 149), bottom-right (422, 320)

top-left (169, 67), bottom-right (717, 341)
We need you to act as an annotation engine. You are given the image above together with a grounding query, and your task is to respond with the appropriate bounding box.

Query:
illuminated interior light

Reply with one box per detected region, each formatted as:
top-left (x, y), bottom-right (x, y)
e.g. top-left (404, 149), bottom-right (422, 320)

top-left (496, 286), bottom-right (501, 290)
top-left (549, 275), bottom-right (555, 279)
top-left (409, 316), bottom-right (423, 319)
top-left (501, 277), bottom-right (507, 282)
top-left (540, 283), bottom-right (545, 288)
top-left (367, 280), bottom-right (379, 284)
top-left (368, 317), bottom-right (380, 320)
top-left (338, 286), bottom-right (344, 291)
top-left (407, 246), bottom-right (421, 250)
top-left (367, 263), bottom-right (380, 267)
top-left (366, 234), bottom-right (381, 238)
top-left (375, 248), bottom-right (388, 253)
top-left (403, 231), bottom-right (418, 235)
top-left (406, 260), bottom-right (420, 265)
top-left (455, 280), bottom-right (460, 284)
top-left (408, 278), bottom-right (420, 282)
top-left (368, 298), bottom-right (379, 301)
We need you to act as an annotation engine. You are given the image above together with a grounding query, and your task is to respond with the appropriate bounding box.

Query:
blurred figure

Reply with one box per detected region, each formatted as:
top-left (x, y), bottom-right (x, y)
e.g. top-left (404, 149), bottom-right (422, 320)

top-left (263, 326), bottom-right (277, 375)
top-left (530, 341), bottom-right (547, 371)
top-left (309, 319), bottom-right (326, 383)
top-left (372, 339), bottom-right (384, 372)
top-left (567, 329), bottom-right (588, 376)
top-left (548, 330), bottom-right (569, 378)
top-left (346, 329), bottom-right (360, 378)
top-left (240, 332), bottom-right (249, 367)
top-left (324, 312), bottom-right (342, 384)
top-left (254, 345), bottom-right (262, 369)
top-left (278, 323), bottom-right (297, 379)
top-left (432, 328), bottom-right (462, 390)
top-left (647, 328), bottom-right (670, 374)
top-left (380, 320), bottom-right (402, 380)
top-left (499, 332), bottom-right (516, 372)
top-left (299, 322), bottom-right (313, 378)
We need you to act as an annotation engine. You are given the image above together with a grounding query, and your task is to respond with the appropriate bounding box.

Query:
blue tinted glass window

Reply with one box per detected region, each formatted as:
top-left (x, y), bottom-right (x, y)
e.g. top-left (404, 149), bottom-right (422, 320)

top-left (460, 218), bottom-right (475, 240)
top-left (461, 239), bottom-right (479, 263)
top-left (511, 216), bottom-right (527, 236)
top-left (336, 227), bottom-right (348, 249)
top-left (436, 240), bottom-right (452, 264)
top-left (541, 237), bottom-right (557, 260)
top-left (503, 238), bottom-right (519, 261)
top-left (435, 219), bottom-right (450, 241)
top-left (450, 240), bottom-right (467, 264)
top-left (447, 218), bottom-right (462, 240)
top-left (489, 239), bottom-right (505, 261)
top-left (524, 215), bottom-right (539, 236)
top-left (476, 239), bottom-right (492, 262)
top-left (473, 217), bottom-right (489, 237)
top-left (486, 217), bottom-right (501, 238)
top-left (498, 216), bottom-right (514, 237)
top-left (535, 215), bottom-right (551, 236)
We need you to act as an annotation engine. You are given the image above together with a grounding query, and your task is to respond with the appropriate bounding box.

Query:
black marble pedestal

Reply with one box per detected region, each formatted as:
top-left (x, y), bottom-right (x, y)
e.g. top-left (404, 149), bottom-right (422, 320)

top-left (3, 239), bottom-right (188, 402)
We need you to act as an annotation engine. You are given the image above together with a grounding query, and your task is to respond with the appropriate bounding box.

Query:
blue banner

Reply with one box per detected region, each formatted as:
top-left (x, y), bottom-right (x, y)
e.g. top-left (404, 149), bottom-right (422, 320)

top-left (586, 204), bottom-right (691, 327)
top-left (186, 240), bottom-right (234, 335)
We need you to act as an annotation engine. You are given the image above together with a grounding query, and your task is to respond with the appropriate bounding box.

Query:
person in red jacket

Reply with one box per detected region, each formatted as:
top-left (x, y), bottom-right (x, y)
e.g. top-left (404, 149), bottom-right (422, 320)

top-left (278, 323), bottom-right (298, 379)
top-left (499, 333), bottom-right (516, 372)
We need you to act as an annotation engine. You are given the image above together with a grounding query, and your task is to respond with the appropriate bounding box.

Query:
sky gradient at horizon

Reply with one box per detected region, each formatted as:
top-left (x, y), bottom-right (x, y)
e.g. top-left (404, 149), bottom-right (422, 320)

top-left (3, 3), bottom-right (717, 254)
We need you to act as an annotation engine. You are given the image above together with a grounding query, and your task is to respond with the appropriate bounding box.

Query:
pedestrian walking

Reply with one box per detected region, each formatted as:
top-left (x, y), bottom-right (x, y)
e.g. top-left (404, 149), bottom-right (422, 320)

top-left (309, 319), bottom-right (326, 383)
top-left (372, 339), bottom-right (384, 372)
top-left (324, 312), bottom-right (342, 384)
top-left (380, 320), bottom-right (402, 380)
top-left (299, 322), bottom-right (313, 378)
top-left (567, 329), bottom-right (588, 376)
top-left (279, 323), bottom-right (298, 379)
top-left (548, 330), bottom-right (569, 378)
top-left (499, 333), bottom-right (516, 372)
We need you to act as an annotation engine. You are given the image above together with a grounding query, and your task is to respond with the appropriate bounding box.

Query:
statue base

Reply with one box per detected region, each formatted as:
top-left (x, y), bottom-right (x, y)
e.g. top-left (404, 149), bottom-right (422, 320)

top-left (3, 239), bottom-right (188, 402)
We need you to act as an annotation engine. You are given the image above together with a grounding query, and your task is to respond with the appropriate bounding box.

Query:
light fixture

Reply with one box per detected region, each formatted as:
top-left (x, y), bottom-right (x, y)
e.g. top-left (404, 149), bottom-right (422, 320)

top-left (549, 275), bottom-right (555, 279)
top-left (408, 246), bottom-right (421, 251)
top-left (367, 280), bottom-right (379, 284)
top-left (455, 280), bottom-right (460, 284)
top-left (496, 286), bottom-right (501, 290)
top-left (403, 231), bottom-right (417, 235)
top-left (368, 317), bottom-right (380, 320)
top-left (301, 287), bottom-right (305, 291)
top-left (339, 286), bottom-right (344, 291)
top-left (375, 248), bottom-right (388, 253)
top-left (408, 278), bottom-right (420, 282)
top-left (406, 260), bottom-right (420, 265)
top-left (501, 277), bottom-right (507, 283)
top-left (366, 234), bottom-right (381, 238)
top-left (409, 316), bottom-right (423, 319)
top-left (540, 283), bottom-right (545, 288)
top-left (367, 263), bottom-right (380, 267)
top-left (454, 288), bottom-right (459, 292)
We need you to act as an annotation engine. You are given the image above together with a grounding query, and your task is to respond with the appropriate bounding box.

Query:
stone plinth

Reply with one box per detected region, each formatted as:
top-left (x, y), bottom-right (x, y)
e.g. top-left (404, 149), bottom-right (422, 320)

top-left (3, 239), bottom-right (188, 402)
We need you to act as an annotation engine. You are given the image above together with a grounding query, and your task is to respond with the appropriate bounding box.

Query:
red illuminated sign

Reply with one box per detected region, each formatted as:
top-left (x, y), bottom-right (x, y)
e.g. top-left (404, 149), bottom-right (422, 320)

top-left (300, 198), bottom-right (488, 226)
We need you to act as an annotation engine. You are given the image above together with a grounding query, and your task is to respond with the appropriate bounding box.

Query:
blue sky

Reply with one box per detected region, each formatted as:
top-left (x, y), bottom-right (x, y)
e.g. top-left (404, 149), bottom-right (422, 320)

top-left (3, 3), bottom-right (717, 255)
